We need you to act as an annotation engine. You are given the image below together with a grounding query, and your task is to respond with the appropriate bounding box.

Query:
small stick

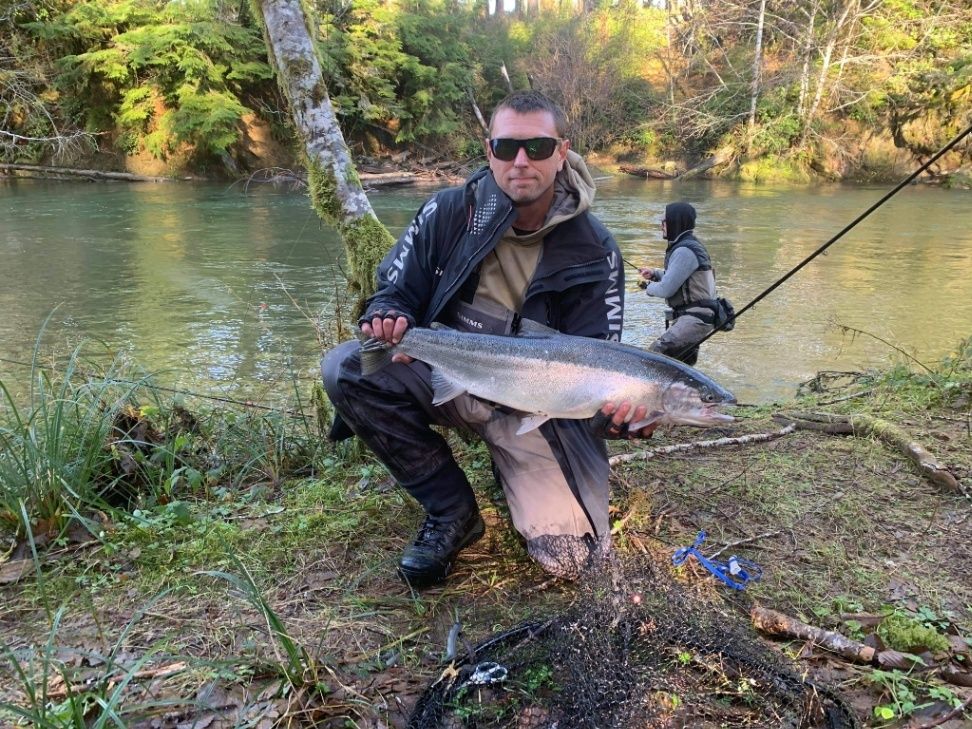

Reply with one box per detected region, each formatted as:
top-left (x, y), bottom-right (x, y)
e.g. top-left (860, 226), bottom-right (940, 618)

top-left (609, 424), bottom-right (795, 466)
top-left (816, 388), bottom-right (873, 405)
top-left (776, 412), bottom-right (965, 496)
top-left (911, 696), bottom-right (972, 728)
top-left (707, 529), bottom-right (784, 559)
top-left (47, 661), bottom-right (188, 699)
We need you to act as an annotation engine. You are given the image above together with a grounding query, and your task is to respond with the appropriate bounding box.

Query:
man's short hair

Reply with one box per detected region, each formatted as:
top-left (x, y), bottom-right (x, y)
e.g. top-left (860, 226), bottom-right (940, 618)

top-left (488, 90), bottom-right (568, 138)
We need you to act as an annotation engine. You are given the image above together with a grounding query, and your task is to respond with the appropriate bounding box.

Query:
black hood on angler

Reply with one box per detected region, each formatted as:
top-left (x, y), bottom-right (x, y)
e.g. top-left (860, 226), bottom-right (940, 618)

top-left (664, 201), bottom-right (697, 242)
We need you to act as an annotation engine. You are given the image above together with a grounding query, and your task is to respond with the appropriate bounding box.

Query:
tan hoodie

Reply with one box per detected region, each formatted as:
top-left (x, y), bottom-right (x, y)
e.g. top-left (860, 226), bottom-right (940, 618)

top-left (476, 151), bottom-right (598, 313)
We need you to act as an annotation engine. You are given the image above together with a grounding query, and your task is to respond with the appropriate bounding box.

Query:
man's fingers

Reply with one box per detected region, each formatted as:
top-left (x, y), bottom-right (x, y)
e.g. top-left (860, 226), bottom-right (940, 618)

top-left (360, 322), bottom-right (374, 337)
top-left (371, 316), bottom-right (386, 339)
top-left (391, 316), bottom-right (409, 344)
top-left (611, 402), bottom-right (632, 427)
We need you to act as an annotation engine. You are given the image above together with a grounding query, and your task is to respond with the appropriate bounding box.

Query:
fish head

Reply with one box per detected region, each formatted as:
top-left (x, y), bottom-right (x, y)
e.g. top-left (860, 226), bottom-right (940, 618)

top-left (658, 370), bottom-right (736, 427)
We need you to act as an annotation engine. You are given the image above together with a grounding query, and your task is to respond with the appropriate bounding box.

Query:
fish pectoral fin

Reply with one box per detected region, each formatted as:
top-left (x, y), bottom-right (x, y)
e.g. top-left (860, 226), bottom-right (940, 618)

top-left (515, 414), bottom-right (551, 435)
top-left (428, 322), bottom-right (455, 331)
top-left (516, 318), bottom-right (559, 337)
top-left (629, 412), bottom-right (665, 431)
top-left (430, 369), bottom-right (467, 406)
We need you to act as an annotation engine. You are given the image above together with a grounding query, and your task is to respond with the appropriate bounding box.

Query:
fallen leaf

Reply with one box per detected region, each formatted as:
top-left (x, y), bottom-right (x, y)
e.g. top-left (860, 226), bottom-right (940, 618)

top-left (0, 558), bottom-right (31, 584)
top-left (940, 667), bottom-right (972, 687)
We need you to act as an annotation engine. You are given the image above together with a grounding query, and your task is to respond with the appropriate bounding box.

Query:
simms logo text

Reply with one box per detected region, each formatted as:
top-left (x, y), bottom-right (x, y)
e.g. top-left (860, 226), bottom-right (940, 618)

top-left (604, 251), bottom-right (622, 341)
top-left (385, 201), bottom-right (438, 284)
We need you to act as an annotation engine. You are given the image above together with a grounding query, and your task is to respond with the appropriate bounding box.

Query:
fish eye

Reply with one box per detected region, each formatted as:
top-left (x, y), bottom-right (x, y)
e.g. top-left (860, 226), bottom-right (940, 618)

top-left (700, 389), bottom-right (716, 403)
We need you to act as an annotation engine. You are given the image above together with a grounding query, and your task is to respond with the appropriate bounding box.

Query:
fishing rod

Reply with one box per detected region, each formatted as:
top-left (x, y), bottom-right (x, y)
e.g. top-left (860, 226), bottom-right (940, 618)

top-left (675, 121), bottom-right (972, 357)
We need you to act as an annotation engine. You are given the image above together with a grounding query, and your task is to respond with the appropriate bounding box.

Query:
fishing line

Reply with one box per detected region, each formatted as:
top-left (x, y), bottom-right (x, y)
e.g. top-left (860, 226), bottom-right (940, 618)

top-left (675, 121), bottom-right (972, 357)
top-left (0, 354), bottom-right (309, 418)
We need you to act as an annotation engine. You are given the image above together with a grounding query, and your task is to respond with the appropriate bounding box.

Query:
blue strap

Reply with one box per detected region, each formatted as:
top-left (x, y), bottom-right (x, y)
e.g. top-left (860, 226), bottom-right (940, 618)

top-left (672, 531), bottom-right (762, 590)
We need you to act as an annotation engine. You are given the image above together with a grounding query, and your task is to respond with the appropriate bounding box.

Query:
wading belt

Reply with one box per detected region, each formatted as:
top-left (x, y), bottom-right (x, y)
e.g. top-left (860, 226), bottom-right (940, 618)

top-left (673, 299), bottom-right (718, 324)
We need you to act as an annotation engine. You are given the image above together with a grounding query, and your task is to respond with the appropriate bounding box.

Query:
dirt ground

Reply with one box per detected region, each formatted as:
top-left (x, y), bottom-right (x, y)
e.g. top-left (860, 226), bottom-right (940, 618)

top-left (1, 360), bottom-right (970, 728)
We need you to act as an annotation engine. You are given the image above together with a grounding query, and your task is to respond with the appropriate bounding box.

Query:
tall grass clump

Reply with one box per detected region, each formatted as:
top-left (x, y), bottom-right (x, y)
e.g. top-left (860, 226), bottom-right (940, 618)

top-left (0, 340), bottom-right (157, 541)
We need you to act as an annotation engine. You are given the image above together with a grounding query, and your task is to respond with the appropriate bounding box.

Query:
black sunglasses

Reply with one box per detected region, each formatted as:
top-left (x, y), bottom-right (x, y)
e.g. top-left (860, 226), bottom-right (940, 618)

top-left (489, 137), bottom-right (561, 162)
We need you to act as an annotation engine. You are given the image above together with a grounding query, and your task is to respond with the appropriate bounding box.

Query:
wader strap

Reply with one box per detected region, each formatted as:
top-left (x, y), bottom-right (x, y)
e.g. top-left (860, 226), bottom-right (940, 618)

top-left (673, 299), bottom-right (718, 324)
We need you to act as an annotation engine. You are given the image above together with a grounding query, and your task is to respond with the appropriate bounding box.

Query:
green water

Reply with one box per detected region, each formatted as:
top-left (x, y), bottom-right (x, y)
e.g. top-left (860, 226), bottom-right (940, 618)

top-left (1, 176), bottom-right (970, 406)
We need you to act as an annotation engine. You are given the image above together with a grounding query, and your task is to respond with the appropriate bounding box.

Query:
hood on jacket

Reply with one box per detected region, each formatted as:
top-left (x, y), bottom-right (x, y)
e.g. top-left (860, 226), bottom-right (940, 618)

top-left (462, 151), bottom-right (598, 242)
top-left (664, 201), bottom-right (696, 242)
top-left (544, 149), bottom-right (596, 228)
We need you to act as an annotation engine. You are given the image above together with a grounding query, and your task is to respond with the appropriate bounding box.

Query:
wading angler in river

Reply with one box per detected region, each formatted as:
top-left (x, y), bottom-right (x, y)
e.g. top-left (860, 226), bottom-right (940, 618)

top-left (322, 90), bottom-right (735, 588)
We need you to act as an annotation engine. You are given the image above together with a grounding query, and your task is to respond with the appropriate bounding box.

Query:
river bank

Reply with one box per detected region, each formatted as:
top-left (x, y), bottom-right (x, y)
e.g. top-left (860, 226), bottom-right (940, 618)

top-left (1, 339), bottom-right (969, 727)
top-left (4, 118), bottom-right (970, 189)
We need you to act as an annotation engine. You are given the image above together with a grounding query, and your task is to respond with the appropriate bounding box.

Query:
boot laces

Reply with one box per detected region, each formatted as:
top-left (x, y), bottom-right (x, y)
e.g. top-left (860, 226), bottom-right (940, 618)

top-left (414, 515), bottom-right (460, 552)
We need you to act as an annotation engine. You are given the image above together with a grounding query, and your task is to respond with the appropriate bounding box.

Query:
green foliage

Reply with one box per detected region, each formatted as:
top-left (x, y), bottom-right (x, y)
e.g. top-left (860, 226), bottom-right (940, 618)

top-left (202, 552), bottom-right (326, 691)
top-left (853, 0), bottom-right (972, 156)
top-left (16, 0), bottom-right (273, 162)
top-left (317, 0), bottom-right (474, 146)
top-left (868, 668), bottom-right (963, 723)
top-left (0, 324), bottom-right (332, 544)
top-left (877, 611), bottom-right (950, 653)
top-left (5, 0), bottom-right (971, 174)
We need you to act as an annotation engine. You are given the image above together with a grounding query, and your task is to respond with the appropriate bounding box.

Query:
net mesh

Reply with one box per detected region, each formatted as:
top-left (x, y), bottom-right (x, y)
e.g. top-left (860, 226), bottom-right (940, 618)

top-left (410, 552), bottom-right (858, 729)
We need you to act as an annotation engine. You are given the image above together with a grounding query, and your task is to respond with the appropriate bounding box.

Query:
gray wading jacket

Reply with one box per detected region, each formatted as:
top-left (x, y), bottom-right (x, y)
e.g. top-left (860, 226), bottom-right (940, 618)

top-left (363, 166), bottom-right (625, 537)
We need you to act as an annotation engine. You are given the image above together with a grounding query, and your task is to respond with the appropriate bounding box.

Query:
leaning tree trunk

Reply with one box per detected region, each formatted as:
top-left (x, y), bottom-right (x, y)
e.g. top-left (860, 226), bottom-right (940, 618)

top-left (254, 0), bottom-right (393, 315)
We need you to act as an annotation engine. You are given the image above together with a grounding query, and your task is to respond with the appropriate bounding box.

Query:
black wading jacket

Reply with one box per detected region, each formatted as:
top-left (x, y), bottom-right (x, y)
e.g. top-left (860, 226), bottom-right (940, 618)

top-left (365, 166), bottom-right (624, 341)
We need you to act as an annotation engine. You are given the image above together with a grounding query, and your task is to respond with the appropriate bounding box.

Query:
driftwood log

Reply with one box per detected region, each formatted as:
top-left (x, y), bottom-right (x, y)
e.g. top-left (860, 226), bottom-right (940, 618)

top-left (0, 162), bottom-right (175, 182)
top-left (773, 412), bottom-right (964, 495)
top-left (678, 152), bottom-right (729, 180)
top-left (618, 165), bottom-right (677, 180)
top-left (359, 171), bottom-right (417, 187)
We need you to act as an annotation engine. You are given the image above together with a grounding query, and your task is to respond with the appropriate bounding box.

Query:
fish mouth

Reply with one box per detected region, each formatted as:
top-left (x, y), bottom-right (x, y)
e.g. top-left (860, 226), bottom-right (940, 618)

top-left (703, 405), bottom-right (735, 423)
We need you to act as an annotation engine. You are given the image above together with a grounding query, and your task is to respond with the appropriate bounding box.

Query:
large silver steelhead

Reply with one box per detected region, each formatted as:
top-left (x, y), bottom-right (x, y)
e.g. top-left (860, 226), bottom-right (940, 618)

top-left (359, 321), bottom-right (735, 435)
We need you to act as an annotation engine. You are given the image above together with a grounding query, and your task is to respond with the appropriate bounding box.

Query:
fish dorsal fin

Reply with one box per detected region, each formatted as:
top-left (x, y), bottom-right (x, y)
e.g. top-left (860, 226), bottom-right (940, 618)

top-left (430, 368), bottom-right (466, 405)
top-left (515, 413), bottom-right (551, 435)
top-left (516, 318), bottom-right (558, 337)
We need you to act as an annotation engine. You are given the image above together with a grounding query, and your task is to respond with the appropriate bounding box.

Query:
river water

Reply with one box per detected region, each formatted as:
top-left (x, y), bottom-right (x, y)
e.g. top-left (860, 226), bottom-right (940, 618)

top-left (1, 176), bottom-right (970, 406)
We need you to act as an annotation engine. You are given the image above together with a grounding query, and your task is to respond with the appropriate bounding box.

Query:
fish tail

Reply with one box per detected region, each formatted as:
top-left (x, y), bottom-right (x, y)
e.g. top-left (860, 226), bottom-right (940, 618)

top-left (359, 338), bottom-right (395, 376)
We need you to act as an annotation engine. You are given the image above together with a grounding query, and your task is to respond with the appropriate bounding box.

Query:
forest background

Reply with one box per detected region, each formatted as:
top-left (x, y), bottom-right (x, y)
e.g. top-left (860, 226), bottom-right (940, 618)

top-left (2, 0), bottom-right (971, 184)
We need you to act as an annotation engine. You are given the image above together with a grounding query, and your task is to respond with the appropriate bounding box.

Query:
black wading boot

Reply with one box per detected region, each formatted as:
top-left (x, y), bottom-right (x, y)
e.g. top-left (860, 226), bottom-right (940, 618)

top-left (398, 506), bottom-right (485, 588)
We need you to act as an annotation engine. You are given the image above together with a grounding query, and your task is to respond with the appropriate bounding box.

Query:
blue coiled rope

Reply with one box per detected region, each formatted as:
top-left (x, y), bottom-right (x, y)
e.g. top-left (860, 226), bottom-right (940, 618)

top-left (672, 531), bottom-right (762, 590)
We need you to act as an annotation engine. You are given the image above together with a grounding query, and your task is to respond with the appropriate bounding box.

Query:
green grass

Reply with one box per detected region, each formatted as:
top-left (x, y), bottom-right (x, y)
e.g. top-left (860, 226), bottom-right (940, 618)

top-left (0, 340), bottom-right (145, 540)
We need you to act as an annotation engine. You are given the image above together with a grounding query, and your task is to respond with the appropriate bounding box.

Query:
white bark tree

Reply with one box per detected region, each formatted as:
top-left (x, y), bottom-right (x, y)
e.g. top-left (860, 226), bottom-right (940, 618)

top-left (747, 0), bottom-right (767, 128)
top-left (254, 0), bottom-right (394, 313)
